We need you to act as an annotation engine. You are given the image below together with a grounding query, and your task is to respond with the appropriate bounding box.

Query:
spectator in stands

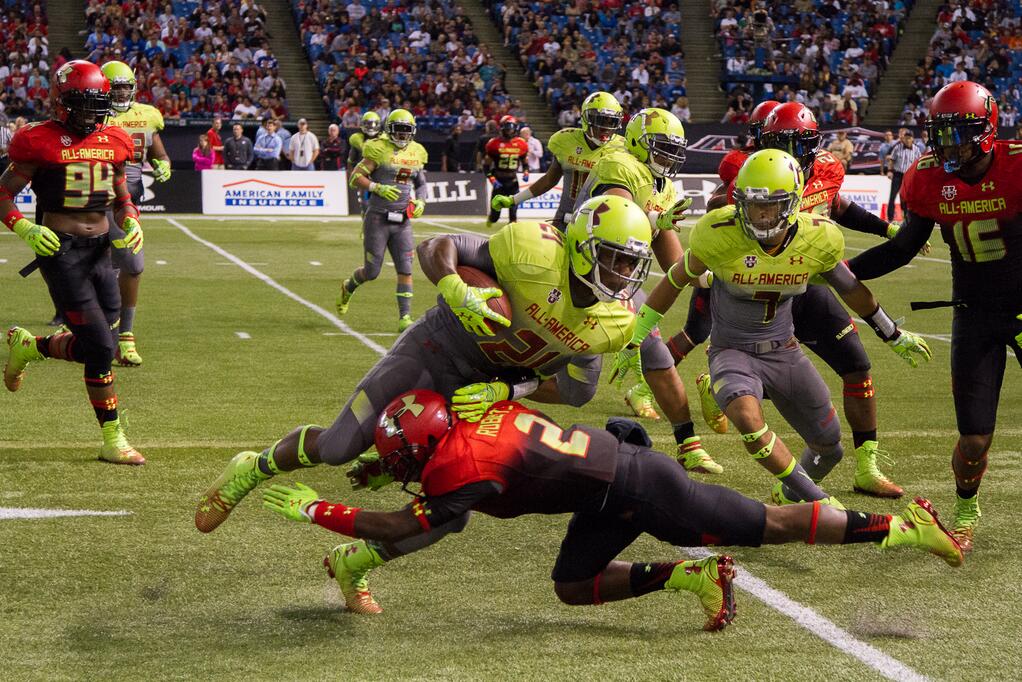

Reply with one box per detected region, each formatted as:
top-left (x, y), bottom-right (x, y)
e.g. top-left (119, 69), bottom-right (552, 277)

top-left (318, 124), bottom-right (345, 171)
top-left (0, 120), bottom-right (11, 170)
top-left (672, 96), bottom-right (691, 123)
top-left (193, 134), bottom-right (215, 171)
top-left (208, 116), bottom-right (225, 169)
top-left (288, 119), bottom-right (320, 171)
top-left (558, 103), bottom-right (580, 127)
top-left (254, 119), bottom-right (282, 170)
top-left (886, 131), bottom-right (922, 218)
top-left (224, 124), bottom-right (254, 170)
top-left (233, 96), bottom-right (260, 119)
top-left (522, 126), bottom-right (543, 172)
top-left (827, 130), bottom-right (854, 170)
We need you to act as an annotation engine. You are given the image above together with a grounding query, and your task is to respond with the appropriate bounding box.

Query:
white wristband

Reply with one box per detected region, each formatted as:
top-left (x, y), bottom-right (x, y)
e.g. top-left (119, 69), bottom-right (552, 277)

top-left (368, 181), bottom-right (377, 192)
top-left (512, 188), bottom-right (534, 204)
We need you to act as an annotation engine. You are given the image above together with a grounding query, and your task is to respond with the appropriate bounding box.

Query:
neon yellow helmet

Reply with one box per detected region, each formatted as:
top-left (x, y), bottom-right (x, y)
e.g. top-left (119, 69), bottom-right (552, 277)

top-left (385, 109), bottom-right (416, 148)
top-left (733, 149), bottom-right (805, 243)
top-left (580, 91), bottom-right (623, 147)
top-left (100, 60), bottom-right (136, 113)
top-left (625, 108), bottom-right (687, 177)
top-left (360, 111), bottom-right (381, 137)
top-left (566, 195), bottom-right (653, 302)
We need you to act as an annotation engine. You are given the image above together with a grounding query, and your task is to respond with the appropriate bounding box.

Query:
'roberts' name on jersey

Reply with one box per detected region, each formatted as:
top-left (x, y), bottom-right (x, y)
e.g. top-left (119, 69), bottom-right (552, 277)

top-left (939, 197), bottom-right (1007, 215)
top-left (475, 403), bottom-right (514, 438)
top-left (61, 148), bottom-right (116, 162)
top-left (525, 303), bottom-right (592, 352)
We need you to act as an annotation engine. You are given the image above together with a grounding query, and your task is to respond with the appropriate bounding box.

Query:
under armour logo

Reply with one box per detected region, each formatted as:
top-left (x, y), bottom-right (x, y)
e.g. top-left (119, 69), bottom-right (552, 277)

top-left (393, 395), bottom-right (425, 419)
top-left (581, 315), bottom-right (598, 330)
top-left (982, 181), bottom-right (995, 192)
top-left (790, 255), bottom-right (804, 265)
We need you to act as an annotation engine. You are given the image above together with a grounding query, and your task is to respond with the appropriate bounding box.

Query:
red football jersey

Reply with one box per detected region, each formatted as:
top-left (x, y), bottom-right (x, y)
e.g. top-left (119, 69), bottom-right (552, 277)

top-left (900, 140), bottom-right (1022, 303)
top-left (9, 121), bottom-right (134, 213)
top-left (485, 136), bottom-right (528, 182)
top-left (725, 150), bottom-right (844, 217)
top-left (421, 401), bottom-right (619, 518)
top-left (718, 149), bottom-right (748, 185)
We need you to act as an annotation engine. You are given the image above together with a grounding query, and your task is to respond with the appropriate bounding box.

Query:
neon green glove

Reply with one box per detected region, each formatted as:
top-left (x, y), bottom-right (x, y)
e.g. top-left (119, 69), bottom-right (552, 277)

top-left (886, 221), bottom-right (931, 255)
top-left (886, 330), bottom-right (932, 368)
top-left (151, 158), bottom-right (172, 183)
top-left (437, 273), bottom-right (511, 336)
top-left (630, 303), bottom-right (664, 347)
top-left (371, 183), bottom-right (400, 201)
top-left (491, 194), bottom-right (515, 211)
top-left (346, 452), bottom-right (395, 491)
top-left (11, 217), bottom-right (60, 256)
top-left (609, 344), bottom-right (642, 387)
top-left (262, 482), bottom-right (322, 523)
top-left (407, 198), bottom-right (425, 218)
top-left (1015, 314), bottom-right (1022, 348)
top-left (655, 197), bottom-right (693, 233)
top-left (451, 381), bottom-right (510, 422)
top-left (113, 217), bottom-right (144, 254)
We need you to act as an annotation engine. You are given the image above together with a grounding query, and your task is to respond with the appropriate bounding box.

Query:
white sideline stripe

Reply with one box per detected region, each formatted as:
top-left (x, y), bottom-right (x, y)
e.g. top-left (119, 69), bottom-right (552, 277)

top-left (216, 261), bottom-right (268, 266)
top-left (683, 547), bottom-right (929, 682)
top-left (0, 258), bottom-right (7, 263)
top-left (165, 218), bottom-right (388, 355)
top-left (235, 331), bottom-right (251, 339)
top-left (0, 507), bottom-right (132, 520)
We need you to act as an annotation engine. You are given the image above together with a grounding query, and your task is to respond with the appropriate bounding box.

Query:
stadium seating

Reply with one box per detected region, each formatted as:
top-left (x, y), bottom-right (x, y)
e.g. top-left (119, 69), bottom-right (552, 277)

top-left (482, 0), bottom-right (688, 121)
top-left (0, 1), bottom-right (50, 120)
top-left (290, 0), bottom-right (506, 130)
top-left (83, 0), bottom-right (287, 121)
top-left (713, 0), bottom-right (914, 124)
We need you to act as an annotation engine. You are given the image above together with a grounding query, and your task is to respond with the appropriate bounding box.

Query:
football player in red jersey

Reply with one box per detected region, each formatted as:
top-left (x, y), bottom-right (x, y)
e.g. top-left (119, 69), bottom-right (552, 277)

top-left (484, 115), bottom-right (529, 228)
top-left (666, 102), bottom-right (909, 498)
top-left (717, 99), bottom-right (780, 187)
top-left (849, 81), bottom-right (1022, 552)
top-left (262, 390), bottom-right (962, 627)
top-left (1, 60), bottom-right (145, 465)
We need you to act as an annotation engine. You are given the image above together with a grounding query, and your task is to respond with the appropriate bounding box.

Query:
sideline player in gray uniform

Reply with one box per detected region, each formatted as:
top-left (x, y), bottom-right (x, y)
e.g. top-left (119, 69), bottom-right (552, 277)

top-left (336, 109), bottom-right (427, 332)
top-left (629, 150), bottom-right (932, 504)
top-left (347, 111), bottom-right (382, 217)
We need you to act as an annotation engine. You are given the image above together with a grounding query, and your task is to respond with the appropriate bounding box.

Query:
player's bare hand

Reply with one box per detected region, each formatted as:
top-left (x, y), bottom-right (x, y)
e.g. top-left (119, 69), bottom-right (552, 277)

top-left (886, 330), bottom-right (932, 368)
top-left (655, 197), bottom-right (693, 233)
top-left (609, 344), bottom-right (642, 387)
top-left (262, 482), bottom-right (321, 523)
top-left (438, 274), bottom-right (511, 336)
top-left (451, 381), bottom-right (510, 422)
top-left (11, 217), bottom-right (60, 256)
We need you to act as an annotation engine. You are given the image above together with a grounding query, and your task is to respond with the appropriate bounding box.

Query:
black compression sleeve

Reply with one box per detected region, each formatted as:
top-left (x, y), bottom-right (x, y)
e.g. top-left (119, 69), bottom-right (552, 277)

top-left (837, 201), bottom-right (889, 237)
top-left (847, 210), bottom-right (934, 281)
top-left (422, 480), bottom-right (503, 527)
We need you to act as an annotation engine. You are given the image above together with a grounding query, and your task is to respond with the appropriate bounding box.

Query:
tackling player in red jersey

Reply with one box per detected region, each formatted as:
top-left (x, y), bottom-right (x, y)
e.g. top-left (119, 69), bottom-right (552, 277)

top-left (667, 103), bottom-right (908, 498)
top-left (261, 390), bottom-right (962, 628)
top-left (849, 81), bottom-right (1022, 552)
top-left (1, 60), bottom-right (145, 465)
top-left (484, 115), bottom-right (529, 228)
top-left (717, 99), bottom-right (780, 186)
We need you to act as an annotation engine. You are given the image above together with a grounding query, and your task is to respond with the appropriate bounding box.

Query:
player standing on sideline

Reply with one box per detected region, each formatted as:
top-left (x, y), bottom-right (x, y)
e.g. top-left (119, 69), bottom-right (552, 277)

top-left (260, 390), bottom-right (962, 626)
top-left (573, 107), bottom-right (719, 474)
top-left (629, 150), bottom-right (932, 505)
top-left (347, 112), bottom-right (382, 217)
top-left (196, 196), bottom-right (654, 613)
top-left (483, 115), bottom-right (528, 228)
top-left (337, 109), bottom-right (427, 332)
top-left (848, 81), bottom-right (1022, 551)
top-left (491, 91), bottom-right (625, 230)
top-left (2, 60), bottom-right (145, 465)
top-left (668, 102), bottom-right (916, 498)
top-left (99, 61), bottom-right (171, 368)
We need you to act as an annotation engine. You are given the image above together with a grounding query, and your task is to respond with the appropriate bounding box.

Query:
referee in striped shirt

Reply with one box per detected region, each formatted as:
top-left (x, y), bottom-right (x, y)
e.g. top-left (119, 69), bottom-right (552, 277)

top-left (0, 122), bottom-right (12, 171)
top-left (886, 131), bottom-right (923, 218)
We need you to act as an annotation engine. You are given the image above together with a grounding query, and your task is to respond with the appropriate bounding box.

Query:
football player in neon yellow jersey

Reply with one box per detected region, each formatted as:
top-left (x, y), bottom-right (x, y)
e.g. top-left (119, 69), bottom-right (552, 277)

top-left (629, 149), bottom-right (931, 504)
top-left (347, 112), bottom-right (383, 217)
top-left (194, 195), bottom-right (654, 613)
top-left (101, 60), bottom-right (172, 368)
top-left (490, 91), bottom-right (626, 229)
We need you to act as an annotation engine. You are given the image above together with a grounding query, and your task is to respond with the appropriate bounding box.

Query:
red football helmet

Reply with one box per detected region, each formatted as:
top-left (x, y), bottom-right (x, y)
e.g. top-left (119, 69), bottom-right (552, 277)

top-left (748, 100), bottom-right (781, 145)
top-left (51, 60), bottom-right (111, 137)
top-left (374, 390), bottom-right (454, 486)
top-left (924, 81), bottom-right (998, 174)
top-left (499, 115), bottom-right (519, 139)
top-left (760, 102), bottom-right (821, 175)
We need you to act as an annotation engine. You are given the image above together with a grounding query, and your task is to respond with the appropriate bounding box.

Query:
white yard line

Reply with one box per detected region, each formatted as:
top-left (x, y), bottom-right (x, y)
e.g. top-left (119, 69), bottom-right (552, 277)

top-left (0, 507), bottom-right (132, 520)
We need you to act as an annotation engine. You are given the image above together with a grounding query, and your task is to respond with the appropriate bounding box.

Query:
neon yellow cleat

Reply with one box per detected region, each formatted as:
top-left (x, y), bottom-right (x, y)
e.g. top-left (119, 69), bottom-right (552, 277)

top-left (852, 441), bottom-right (903, 498)
top-left (771, 482), bottom-right (844, 509)
top-left (950, 494), bottom-right (980, 553)
top-left (696, 373), bottom-right (728, 434)
top-left (115, 332), bottom-right (143, 367)
top-left (624, 381), bottom-right (660, 420)
top-left (397, 314), bottom-right (414, 332)
top-left (324, 540), bottom-right (385, 614)
top-left (4, 326), bottom-right (43, 392)
top-left (677, 437), bottom-right (723, 474)
top-left (195, 451), bottom-right (270, 532)
top-left (336, 279), bottom-right (354, 316)
top-left (882, 497), bottom-right (963, 567)
top-left (664, 555), bottom-right (736, 631)
top-left (98, 418), bottom-right (145, 465)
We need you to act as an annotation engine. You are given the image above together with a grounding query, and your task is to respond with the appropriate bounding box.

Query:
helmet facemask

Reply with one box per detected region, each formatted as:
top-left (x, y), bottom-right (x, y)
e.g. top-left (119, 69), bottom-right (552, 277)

top-left (734, 185), bottom-right (800, 244)
top-left (387, 121), bottom-right (415, 148)
top-left (645, 132), bottom-right (687, 177)
top-left (582, 109), bottom-right (623, 146)
top-left (761, 130), bottom-right (820, 175)
top-left (500, 120), bottom-right (517, 139)
top-left (361, 117), bottom-right (381, 137)
top-left (109, 81), bottom-right (135, 113)
top-left (62, 90), bottom-right (111, 136)
top-left (571, 203), bottom-right (652, 302)
top-left (376, 412), bottom-right (439, 491)
top-left (925, 116), bottom-right (992, 174)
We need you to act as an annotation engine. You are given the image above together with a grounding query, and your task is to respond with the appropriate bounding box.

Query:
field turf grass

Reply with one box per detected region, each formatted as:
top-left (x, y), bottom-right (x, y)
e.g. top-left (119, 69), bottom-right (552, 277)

top-left (2, 215), bottom-right (1020, 680)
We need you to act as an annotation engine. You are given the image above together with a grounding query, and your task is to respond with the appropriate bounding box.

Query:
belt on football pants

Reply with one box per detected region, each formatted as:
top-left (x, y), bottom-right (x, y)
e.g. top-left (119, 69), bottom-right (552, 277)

top-left (722, 336), bottom-right (799, 355)
top-left (19, 233), bottom-right (111, 278)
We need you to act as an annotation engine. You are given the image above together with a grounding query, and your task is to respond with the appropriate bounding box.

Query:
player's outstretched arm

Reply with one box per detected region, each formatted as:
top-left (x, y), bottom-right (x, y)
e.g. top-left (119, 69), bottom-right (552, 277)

top-left (633, 251), bottom-right (706, 345)
top-left (0, 161), bottom-right (59, 256)
top-left (847, 210), bottom-right (934, 281)
top-left (706, 183), bottom-right (729, 211)
top-left (492, 158), bottom-right (563, 212)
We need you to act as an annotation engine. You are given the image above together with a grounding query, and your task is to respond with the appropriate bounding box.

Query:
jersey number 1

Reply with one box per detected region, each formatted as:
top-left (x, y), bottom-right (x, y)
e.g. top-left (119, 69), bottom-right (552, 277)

top-left (952, 218), bottom-right (1005, 263)
top-left (513, 413), bottom-right (590, 457)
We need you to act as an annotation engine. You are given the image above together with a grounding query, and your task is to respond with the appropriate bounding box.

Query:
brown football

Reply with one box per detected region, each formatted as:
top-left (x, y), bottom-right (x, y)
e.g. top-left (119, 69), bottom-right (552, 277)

top-left (456, 265), bottom-right (512, 332)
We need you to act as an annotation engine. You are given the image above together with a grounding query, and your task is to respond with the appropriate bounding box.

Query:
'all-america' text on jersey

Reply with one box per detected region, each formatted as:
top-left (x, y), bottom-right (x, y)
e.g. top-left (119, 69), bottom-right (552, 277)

top-left (362, 137), bottom-right (428, 213)
top-left (9, 121), bottom-right (134, 214)
top-left (900, 141), bottom-right (1022, 306)
top-left (547, 128), bottom-right (625, 222)
top-left (690, 206), bottom-right (845, 348)
top-left (106, 102), bottom-right (164, 183)
top-left (485, 136), bottom-right (528, 183)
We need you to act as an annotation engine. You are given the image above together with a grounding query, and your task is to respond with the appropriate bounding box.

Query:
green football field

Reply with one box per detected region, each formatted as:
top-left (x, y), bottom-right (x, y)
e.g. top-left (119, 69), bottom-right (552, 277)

top-left (1, 215), bottom-right (1020, 681)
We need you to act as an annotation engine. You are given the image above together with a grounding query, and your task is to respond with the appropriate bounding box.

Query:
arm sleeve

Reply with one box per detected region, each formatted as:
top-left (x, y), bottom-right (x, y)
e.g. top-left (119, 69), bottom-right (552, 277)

top-left (554, 354), bottom-right (602, 407)
top-left (421, 481), bottom-right (503, 529)
top-left (820, 260), bottom-right (859, 294)
top-left (450, 234), bottom-right (496, 274)
top-left (413, 169), bottom-right (427, 193)
top-left (835, 199), bottom-right (889, 237)
top-left (846, 210), bottom-right (934, 281)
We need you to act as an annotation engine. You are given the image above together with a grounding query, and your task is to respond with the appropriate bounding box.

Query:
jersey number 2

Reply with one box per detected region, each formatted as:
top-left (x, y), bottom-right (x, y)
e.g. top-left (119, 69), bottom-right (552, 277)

top-left (513, 413), bottom-right (590, 457)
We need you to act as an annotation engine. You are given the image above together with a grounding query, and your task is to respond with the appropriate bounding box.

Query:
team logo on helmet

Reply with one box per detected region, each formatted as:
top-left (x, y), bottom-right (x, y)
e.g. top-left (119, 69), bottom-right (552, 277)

top-left (942, 185), bottom-right (957, 200)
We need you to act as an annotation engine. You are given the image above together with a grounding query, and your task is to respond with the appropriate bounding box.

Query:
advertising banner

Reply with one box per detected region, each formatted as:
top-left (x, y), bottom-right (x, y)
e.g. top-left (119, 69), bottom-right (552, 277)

top-left (201, 170), bottom-right (348, 215)
top-left (421, 173), bottom-right (489, 215)
top-left (138, 169), bottom-right (203, 213)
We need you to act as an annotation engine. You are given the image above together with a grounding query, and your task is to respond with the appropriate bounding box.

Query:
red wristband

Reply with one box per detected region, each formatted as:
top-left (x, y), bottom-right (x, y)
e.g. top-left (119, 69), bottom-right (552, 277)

top-left (312, 501), bottom-right (361, 536)
top-left (3, 208), bottom-right (25, 231)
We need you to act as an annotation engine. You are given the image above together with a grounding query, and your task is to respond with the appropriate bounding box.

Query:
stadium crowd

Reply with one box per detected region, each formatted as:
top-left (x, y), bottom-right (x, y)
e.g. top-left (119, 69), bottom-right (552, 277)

top-left (0, 2), bottom-right (50, 122)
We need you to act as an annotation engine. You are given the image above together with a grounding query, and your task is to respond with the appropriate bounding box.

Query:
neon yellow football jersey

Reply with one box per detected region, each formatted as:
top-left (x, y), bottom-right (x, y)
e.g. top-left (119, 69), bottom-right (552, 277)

top-left (575, 150), bottom-right (676, 228)
top-left (362, 137), bottom-right (428, 211)
top-left (547, 128), bottom-right (625, 222)
top-left (107, 102), bottom-right (164, 168)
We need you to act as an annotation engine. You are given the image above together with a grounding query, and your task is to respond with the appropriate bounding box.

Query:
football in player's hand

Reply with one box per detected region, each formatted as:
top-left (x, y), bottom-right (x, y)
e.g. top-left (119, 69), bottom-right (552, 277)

top-left (457, 265), bottom-right (512, 332)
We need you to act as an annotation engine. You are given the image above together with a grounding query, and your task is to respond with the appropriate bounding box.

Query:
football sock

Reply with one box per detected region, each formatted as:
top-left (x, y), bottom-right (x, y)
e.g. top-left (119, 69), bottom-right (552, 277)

top-left (672, 421), bottom-right (695, 445)
top-left (38, 333), bottom-right (80, 362)
top-left (630, 561), bottom-right (681, 597)
top-left (779, 462), bottom-right (829, 502)
top-left (396, 283), bottom-right (413, 317)
top-left (952, 443), bottom-right (987, 495)
top-left (842, 510), bottom-right (891, 544)
top-left (346, 273), bottom-right (362, 294)
top-left (956, 486), bottom-right (978, 499)
top-left (85, 371), bottom-right (117, 424)
top-left (120, 307), bottom-right (136, 334)
top-left (852, 429), bottom-right (877, 449)
top-left (798, 443), bottom-right (844, 483)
